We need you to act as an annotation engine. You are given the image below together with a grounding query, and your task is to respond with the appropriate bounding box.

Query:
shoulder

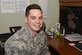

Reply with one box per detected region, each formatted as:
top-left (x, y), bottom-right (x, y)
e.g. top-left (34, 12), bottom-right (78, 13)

top-left (4, 27), bottom-right (28, 46)
top-left (9, 27), bottom-right (28, 38)
top-left (4, 35), bottom-right (27, 52)
top-left (4, 38), bottom-right (27, 55)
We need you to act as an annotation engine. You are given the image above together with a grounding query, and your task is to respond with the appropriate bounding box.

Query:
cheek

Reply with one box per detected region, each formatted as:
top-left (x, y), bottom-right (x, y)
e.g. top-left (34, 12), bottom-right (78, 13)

top-left (41, 20), bottom-right (43, 24)
top-left (40, 21), bottom-right (43, 26)
top-left (27, 19), bottom-right (33, 24)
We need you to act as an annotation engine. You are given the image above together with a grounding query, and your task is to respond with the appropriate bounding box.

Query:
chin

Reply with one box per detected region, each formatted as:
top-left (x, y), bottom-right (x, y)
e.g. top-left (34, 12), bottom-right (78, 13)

top-left (34, 28), bottom-right (40, 31)
top-left (35, 29), bottom-right (40, 31)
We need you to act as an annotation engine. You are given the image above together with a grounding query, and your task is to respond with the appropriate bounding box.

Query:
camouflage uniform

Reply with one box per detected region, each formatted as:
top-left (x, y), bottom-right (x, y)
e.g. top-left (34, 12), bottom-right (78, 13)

top-left (4, 27), bottom-right (50, 55)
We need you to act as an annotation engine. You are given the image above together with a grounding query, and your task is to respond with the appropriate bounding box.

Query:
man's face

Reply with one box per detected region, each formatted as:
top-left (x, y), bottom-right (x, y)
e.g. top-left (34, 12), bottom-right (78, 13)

top-left (25, 9), bottom-right (43, 33)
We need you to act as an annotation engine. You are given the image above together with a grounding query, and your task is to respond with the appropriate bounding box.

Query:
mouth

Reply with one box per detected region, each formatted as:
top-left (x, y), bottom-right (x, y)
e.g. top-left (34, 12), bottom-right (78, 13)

top-left (35, 25), bottom-right (41, 28)
top-left (34, 24), bottom-right (41, 29)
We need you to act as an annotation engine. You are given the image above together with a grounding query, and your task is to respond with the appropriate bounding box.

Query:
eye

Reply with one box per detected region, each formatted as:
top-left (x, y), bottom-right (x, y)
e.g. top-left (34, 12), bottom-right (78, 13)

top-left (39, 16), bottom-right (43, 20)
top-left (31, 16), bottom-right (36, 19)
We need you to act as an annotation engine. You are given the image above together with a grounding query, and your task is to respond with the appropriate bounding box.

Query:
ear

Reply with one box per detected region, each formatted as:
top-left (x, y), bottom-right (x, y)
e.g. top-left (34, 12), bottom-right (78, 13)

top-left (24, 17), bottom-right (28, 23)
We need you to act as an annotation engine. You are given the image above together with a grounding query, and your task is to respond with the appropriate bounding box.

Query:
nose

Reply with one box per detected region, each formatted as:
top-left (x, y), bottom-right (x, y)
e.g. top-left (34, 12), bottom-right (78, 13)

top-left (36, 18), bottom-right (40, 23)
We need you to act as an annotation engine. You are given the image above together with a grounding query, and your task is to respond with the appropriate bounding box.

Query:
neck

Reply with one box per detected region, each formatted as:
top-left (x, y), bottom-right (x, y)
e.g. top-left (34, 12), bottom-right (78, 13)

top-left (31, 31), bottom-right (37, 37)
top-left (26, 26), bottom-right (37, 37)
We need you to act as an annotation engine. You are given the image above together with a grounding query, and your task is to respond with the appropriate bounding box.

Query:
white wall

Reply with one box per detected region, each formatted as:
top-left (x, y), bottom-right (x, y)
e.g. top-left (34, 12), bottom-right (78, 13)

top-left (0, 0), bottom-right (59, 34)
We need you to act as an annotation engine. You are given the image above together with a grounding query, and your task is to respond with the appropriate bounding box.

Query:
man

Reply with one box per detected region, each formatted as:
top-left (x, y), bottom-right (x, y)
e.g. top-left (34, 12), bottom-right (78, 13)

top-left (4, 4), bottom-right (51, 55)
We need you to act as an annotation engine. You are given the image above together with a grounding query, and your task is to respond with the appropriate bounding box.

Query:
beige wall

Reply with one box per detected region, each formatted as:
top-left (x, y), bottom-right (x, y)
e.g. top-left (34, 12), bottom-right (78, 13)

top-left (0, 0), bottom-right (59, 34)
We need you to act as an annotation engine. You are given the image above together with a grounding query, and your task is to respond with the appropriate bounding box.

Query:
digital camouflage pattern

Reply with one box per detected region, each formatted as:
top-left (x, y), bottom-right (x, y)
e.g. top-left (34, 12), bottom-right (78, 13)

top-left (4, 27), bottom-right (50, 55)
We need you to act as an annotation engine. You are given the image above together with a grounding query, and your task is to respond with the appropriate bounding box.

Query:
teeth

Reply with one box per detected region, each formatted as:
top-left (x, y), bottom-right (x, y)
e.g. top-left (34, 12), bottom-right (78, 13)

top-left (34, 25), bottom-right (39, 26)
top-left (36, 26), bottom-right (40, 28)
top-left (36, 25), bottom-right (39, 27)
top-left (34, 24), bottom-right (41, 28)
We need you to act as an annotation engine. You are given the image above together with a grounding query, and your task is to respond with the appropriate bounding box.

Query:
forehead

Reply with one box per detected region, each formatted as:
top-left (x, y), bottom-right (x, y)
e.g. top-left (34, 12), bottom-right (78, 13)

top-left (29, 9), bottom-right (42, 15)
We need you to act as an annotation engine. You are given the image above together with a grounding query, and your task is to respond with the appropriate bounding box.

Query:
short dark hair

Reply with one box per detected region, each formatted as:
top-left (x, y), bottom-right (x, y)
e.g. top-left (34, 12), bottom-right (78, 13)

top-left (25, 4), bottom-right (42, 16)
